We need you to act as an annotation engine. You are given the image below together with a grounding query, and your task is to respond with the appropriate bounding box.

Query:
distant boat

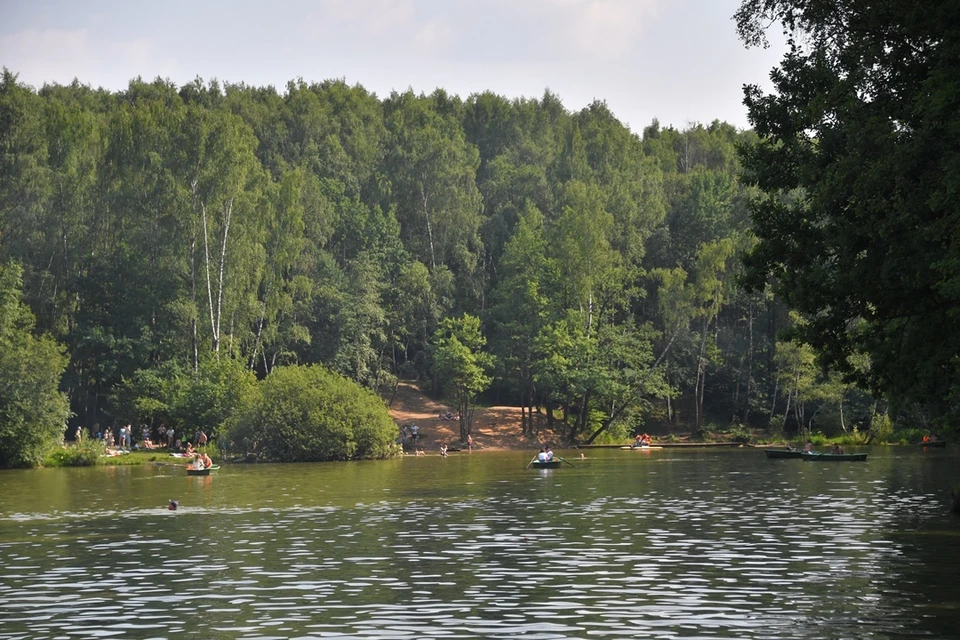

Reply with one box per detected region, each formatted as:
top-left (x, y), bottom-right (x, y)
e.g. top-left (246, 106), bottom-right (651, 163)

top-left (921, 440), bottom-right (946, 448)
top-left (763, 448), bottom-right (804, 459)
top-left (187, 465), bottom-right (220, 476)
top-left (620, 445), bottom-right (664, 450)
top-left (801, 452), bottom-right (867, 462)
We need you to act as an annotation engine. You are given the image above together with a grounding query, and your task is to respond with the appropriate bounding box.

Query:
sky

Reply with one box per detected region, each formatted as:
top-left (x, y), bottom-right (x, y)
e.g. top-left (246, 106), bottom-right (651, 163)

top-left (0, 0), bottom-right (786, 133)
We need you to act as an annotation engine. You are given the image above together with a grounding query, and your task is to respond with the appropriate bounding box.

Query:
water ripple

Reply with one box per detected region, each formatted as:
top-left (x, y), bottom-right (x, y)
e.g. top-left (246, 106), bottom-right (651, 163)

top-left (1, 449), bottom-right (958, 638)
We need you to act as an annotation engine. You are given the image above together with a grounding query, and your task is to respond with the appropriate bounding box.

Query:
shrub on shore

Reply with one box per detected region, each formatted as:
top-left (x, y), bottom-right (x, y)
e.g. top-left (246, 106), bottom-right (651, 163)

top-left (43, 440), bottom-right (102, 467)
top-left (227, 364), bottom-right (400, 462)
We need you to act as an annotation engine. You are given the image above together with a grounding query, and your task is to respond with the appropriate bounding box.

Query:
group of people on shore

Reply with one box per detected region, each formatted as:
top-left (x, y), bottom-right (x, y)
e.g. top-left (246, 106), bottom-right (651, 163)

top-left (78, 422), bottom-right (203, 453)
top-left (400, 420), bottom-right (474, 456)
top-left (78, 420), bottom-right (216, 463)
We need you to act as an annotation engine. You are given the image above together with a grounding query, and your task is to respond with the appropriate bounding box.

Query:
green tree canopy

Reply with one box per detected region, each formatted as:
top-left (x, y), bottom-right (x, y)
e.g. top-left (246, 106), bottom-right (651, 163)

top-left (0, 263), bottom-right (70, 468)
top-left (431, 314), bottom-right (493, 441)
top-left (736, 1), bottom-right (960, 431)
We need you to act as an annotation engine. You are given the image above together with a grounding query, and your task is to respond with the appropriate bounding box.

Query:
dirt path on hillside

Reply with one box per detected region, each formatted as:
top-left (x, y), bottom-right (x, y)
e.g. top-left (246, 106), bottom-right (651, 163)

top-left (385, 382), bottom-right (562, 451)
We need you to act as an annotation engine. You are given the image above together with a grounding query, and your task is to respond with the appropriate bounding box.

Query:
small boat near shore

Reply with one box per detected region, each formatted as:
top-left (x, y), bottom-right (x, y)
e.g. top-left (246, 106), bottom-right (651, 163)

top-left (801, 452), bottom-right (867, 462)
top-left (620, 445), bottom-right (664, 451)
top-left (763, 448), bottom-right (804, 459)
top-left (921, 440), bottom-right (946, 448)
top-left (187, 465), bottom-right (220, 476)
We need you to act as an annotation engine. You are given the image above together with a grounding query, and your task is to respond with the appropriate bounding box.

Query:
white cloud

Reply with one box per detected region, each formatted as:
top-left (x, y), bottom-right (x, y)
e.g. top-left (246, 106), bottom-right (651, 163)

top-left (303, 0), bottom-right (415, 38)
top-left (532, 0), bottom-right (664, 58)
top-left (414, 18), bottom-right (454, 51)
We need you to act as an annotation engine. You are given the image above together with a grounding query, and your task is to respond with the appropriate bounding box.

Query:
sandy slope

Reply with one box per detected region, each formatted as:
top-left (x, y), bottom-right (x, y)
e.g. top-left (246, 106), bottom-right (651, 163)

top-left (385, 382), bottom-right (561, 451)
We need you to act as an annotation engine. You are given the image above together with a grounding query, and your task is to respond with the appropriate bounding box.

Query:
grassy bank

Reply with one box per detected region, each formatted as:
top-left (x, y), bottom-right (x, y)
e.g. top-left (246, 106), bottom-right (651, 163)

top-left (43, 441), bottom-right (220, 468)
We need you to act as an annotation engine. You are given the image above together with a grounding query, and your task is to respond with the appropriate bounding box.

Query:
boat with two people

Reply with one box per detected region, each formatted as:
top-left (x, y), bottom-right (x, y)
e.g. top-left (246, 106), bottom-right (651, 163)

top-left (622, 433), bottom-right (663, 451)
top-left (527, 446), bottom-right (574, 469)
top-left (186, 451), bottom-right (219, 476)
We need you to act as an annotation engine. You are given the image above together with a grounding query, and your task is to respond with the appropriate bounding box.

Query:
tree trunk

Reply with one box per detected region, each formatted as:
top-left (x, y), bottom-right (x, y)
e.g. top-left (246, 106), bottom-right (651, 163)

top-left (419, 183), bottom-right (437, 270)
top-left (768, 375), bottom-right (779, 423)
top-left (695, 316), bottom-right (709, 430)
top-left (783, 386), bottom-right (793, 427)
top-left (839, 392), bottom-right (847, 432)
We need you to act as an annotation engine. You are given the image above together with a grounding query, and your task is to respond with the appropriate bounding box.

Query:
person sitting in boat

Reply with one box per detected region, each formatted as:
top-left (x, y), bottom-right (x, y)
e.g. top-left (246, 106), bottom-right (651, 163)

top-left (537, 448), bottom-right (548, 463)
top-left (804, 440), bottom-right (814, 452)
top-left (192, 454), bottom-right (205, 470)
top-left (633, 434), bottom-right (643, 448)
top-left (642, 433), bottom-right (651, 446)
top-left (200, 452), bottom-right (213, 468)
top-left (545, 446), bottom-right (555, 461)
top-left (831, 444), bottom-right (844, 454)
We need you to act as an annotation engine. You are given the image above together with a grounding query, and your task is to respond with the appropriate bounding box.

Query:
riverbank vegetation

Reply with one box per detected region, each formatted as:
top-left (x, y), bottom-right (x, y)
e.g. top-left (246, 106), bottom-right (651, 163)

top-left (2, 1), bottom-right (957, 467)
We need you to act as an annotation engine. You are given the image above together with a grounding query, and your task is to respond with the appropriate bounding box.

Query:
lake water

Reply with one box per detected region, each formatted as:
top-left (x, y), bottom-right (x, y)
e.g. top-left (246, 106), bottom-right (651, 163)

top-left (1, 447), bottom-right (958, 639)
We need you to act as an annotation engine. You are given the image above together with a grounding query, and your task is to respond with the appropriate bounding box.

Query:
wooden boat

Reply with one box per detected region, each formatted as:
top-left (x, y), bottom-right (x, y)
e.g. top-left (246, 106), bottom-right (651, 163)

top-left (620, 445), bottom-right (664, 450)
top-left (527, 458), bottom-right (563, 469)
top-left (801, 452), bottom-right (867, 462)
top-left (921, 440), bottom-right (946, 448)
top-left (529, 460), bottom-right (562, 469)
top-left (763, 448), bottom-right (804, 459)
top-left (187, 465), bottom-right (220, 476)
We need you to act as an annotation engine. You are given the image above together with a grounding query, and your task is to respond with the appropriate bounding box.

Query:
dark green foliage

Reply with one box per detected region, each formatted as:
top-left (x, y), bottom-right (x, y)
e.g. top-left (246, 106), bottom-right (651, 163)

top-left (0, 263), bottom-right (71, 468)
top-left (736, 1), bottom-right (960, 432)
top-left (228, 364), bottom-right (398, 462)
top-left (113, 358), bottom-right (257, 438)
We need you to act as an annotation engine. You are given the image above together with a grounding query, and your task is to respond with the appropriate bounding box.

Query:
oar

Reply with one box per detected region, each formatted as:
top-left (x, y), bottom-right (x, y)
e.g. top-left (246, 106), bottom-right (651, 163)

top-left (525, 457), bottom-right (537, 468)
top-left (556, 456), bottom-right (577, 468)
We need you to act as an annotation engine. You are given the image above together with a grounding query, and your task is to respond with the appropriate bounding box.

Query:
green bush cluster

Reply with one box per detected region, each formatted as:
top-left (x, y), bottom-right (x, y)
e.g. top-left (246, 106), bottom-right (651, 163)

top-left (227, 364), bottom-right (400, 462)
top-left (43, 440), bottom-right (102, 467)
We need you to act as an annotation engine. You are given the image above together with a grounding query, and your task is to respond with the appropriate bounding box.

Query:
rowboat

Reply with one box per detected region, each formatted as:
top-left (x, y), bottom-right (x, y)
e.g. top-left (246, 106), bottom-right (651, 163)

top-left (529, 460), bottom-right (562, 469)
top-left (921, 440), bottom-right (946, 448)
top-left (763, 448), bottom-right (804, 459)
top-left (187, 465), bottom-right (220, 476)
top-left (801, 452), bottom-right (867, 462)
top-left (620, 445), bottom-right (664, 450)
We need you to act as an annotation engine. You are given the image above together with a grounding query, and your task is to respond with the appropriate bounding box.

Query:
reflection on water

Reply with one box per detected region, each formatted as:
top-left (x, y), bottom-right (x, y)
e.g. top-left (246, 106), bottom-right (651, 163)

top-left (1, 448), bottom-right (958, 639)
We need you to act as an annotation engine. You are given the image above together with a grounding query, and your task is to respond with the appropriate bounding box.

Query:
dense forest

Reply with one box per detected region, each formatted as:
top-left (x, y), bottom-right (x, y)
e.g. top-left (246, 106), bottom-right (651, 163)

top-left (0, 67), bottom-right (898, 451)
